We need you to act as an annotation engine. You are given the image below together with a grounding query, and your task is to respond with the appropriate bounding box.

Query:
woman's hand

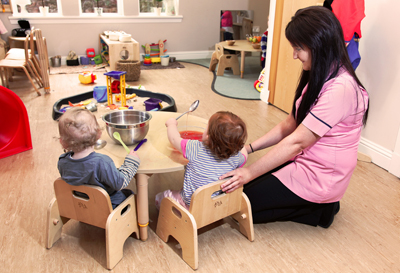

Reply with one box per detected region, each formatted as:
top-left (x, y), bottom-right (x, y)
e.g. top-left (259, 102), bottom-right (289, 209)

top-left (219, 167), bottom-right (252, 193)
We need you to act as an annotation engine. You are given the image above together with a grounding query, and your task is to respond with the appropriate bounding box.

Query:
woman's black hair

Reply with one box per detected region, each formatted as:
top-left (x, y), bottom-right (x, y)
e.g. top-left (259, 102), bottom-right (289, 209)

top-left (285, 6), bottom-right (368, 126)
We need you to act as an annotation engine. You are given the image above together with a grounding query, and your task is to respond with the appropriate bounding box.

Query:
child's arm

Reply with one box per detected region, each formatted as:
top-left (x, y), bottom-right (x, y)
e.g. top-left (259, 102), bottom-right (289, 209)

top-left (117, 153), bottom-right (140, 189)
top-left (166, 118), bottom-right (183, 153)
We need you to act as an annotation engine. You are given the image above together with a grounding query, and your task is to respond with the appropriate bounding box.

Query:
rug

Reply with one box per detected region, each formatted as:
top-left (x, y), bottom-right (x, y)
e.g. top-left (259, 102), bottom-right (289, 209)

top-left (140, 61), bottom-right (185, 70)
top-left (50, 64), bottom-right (108, 75)
top-left (179, 56), bottom-right (262, 100)
top-left (50, 62), bottom-right (185, 75)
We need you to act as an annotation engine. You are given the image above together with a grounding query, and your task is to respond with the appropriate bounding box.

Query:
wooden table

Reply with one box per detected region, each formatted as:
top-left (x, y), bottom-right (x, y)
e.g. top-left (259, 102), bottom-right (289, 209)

top-left (97, 111), bottom-right (207, 241)
top-left (221, 40), bottom-right (261, 78)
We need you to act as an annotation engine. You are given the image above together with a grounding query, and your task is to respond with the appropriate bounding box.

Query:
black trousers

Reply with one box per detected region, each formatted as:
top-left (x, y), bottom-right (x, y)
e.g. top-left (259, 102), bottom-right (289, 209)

top-left (243, 163), bottom-right (339, 228)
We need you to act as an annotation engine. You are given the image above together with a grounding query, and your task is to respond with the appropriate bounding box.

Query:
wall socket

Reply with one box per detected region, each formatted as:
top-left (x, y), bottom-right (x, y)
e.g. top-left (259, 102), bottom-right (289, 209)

top-left (253, 26), bottom-right (260, 33)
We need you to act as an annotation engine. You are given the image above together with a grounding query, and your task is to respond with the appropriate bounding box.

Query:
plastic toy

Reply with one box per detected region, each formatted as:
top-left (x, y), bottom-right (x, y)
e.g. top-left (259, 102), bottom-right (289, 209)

top-left (254, 68), bottom-right (265, 93)
top-left (104, 71), bottom-right (127, 107)
top-left (93, 86), bottom-right (108, 102)
top-left (87, 48), bottom-right (95, 58)
top-left (111, 80), bottom-right (120, 93)
top-left (93, 55), bottom-right (103, 65)
top-left (144, 98), bottom-right (163, 111)
top-left (0, 86), bottom-right (32, 159)
top-left (143, 54), bottom-right (152, 66)
top-left (79, 71), bottom-right (97, 84)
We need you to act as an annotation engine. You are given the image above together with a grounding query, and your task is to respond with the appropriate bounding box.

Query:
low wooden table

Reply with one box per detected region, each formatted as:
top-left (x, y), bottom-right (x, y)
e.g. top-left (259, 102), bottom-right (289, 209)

top-left (221, 40), bottom-right (261, 78)
top-left (97, 111), bottom-right (207, 241)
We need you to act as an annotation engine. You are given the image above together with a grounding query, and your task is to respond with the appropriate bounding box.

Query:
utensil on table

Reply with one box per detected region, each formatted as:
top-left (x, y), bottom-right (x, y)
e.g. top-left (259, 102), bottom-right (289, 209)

top-left (175, 100), bottom-right (200, 120)
top-left (134, 139), bottom-right (147, 151)
top-left (94, 139), bottom-right (107, 150)
top-left (113, 132), bottom-right (131, 153)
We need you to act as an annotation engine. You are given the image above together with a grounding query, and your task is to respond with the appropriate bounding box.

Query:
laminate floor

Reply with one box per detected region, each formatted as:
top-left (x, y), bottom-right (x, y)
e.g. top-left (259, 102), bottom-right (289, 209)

top-left (0, 64), bottom-right (399, 273)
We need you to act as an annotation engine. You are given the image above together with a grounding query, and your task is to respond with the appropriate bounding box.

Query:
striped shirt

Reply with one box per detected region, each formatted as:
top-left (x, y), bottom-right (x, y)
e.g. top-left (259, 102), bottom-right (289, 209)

top-left (180, 139), bottom-right (246, 206)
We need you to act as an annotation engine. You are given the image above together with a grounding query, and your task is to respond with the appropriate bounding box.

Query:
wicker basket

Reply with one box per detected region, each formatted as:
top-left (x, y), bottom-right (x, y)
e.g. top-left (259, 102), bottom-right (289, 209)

top-left (115, 60), bottom-right (141, 81)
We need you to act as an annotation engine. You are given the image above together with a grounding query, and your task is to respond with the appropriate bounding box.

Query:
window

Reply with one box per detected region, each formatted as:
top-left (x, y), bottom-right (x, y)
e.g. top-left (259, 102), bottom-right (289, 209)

top-left (140, 0), bottom-right (177, 16)
top-left (14, 0), bottom-right (60, 14)
top-left (80, 0), bottom-right (121, 15)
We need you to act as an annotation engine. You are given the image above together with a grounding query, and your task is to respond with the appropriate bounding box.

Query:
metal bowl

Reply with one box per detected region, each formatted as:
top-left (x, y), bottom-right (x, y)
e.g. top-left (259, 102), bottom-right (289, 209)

top-left (102, 110), bottom-right (152, 145)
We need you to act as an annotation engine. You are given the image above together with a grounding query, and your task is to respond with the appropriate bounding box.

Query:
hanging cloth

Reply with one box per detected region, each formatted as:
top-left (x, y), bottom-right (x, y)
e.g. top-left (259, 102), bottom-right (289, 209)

top-left (331, 0), bottom-right (365, 42)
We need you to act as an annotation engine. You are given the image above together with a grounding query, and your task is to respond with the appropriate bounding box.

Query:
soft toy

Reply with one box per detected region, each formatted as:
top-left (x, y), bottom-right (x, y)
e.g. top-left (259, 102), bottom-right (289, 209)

top-left (79, 71), bottom-right (97, 84)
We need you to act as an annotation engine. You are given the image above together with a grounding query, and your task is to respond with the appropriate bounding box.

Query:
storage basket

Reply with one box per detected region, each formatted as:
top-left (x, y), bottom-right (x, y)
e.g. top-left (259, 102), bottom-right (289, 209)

top-left (115, 60), bottom-right (141, 81)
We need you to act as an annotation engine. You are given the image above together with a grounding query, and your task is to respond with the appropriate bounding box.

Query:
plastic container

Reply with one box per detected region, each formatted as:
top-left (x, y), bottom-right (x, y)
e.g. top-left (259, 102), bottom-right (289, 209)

top-left (80, 56), bottom-right (90, 65)
top-left (161, 55), bottom-right (170, 66)
top-left (144, 98), bottom-right (163, 111)
top-left (93, 86), bottom-right (108, 102)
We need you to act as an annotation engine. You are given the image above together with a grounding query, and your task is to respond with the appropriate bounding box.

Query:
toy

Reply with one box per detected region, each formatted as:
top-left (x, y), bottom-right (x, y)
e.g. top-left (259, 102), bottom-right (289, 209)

top-left (142, 40), bottom-right (167, 63)
top-left (93, 86), bottom-right (108, 102)
top-left (143, 54), bottom-right (152, 66)
top-left (111, 80), bottom-right (120, 93)
top-left (86, 48), bottom-right (95, 58)
top-left (93, 55), bottom-right (103, 65)
top-left (104, 71), bottom-right (127, 107)
top-left (0, 86), bottom-right (32, 159)
top-left (79, 71), bottom-right (97, 84)
top-left (254, 68), bottom-right (265, 93)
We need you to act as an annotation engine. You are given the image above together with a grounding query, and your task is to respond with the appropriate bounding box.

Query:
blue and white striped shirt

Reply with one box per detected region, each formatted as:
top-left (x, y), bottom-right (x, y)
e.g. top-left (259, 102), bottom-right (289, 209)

top-left (180, 139), bottom-right (246, 206)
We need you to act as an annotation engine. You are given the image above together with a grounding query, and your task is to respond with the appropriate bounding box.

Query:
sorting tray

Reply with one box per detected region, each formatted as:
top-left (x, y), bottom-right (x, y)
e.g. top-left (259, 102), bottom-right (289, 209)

top-left (52, 88), bottom-right (177, 120)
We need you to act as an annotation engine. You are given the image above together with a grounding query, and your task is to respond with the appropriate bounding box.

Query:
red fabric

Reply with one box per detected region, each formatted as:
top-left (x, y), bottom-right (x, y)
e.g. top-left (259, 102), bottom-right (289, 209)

top-left (221, 11), bottom-right (233, 27)
top-left (331, 0), bottom-right (365, 41)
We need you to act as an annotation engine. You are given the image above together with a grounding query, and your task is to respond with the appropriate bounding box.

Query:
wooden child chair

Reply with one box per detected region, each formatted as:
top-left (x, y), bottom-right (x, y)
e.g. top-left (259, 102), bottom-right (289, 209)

top-left (46, 178), bottom-right (139, 270)
top-left (156, 178), bottom-right (254, 270)
top-left (209, 43), bottom-right (240, 76)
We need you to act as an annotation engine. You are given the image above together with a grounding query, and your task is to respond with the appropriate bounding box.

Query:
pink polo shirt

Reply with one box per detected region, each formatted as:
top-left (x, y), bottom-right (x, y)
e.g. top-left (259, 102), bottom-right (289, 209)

top-left (274, 68), bottom-right (368, 203)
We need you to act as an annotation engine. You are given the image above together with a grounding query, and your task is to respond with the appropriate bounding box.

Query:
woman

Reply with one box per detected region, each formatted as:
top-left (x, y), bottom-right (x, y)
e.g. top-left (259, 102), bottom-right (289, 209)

top-left (220, 6), bottom-right (369, 228)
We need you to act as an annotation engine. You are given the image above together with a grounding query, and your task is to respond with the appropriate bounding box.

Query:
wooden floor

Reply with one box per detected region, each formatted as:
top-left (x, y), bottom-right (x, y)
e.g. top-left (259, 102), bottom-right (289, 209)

top-left (1, 64), bottom-right (399, 273)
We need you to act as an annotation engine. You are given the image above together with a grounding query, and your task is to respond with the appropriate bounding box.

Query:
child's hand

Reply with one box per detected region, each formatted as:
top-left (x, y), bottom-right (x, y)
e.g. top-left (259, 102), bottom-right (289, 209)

top-left (129, 150), bottom-right (139, 158)
top-left (165, 118), bottom-right (178, 128)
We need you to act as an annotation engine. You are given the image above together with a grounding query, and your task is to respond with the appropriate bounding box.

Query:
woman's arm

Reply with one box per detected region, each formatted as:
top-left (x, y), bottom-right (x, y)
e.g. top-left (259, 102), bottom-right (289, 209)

top-left (166, 118), bottom-right (183, 153)
top-left (220, 121), bottom-right (321, 193)
top-left (250, 114), bottom-right (297, 153)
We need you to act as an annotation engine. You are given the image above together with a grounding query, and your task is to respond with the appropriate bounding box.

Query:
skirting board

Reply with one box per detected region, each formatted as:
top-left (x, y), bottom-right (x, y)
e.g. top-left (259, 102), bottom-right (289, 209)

top-left (53, 51), bottom-right (214, 66)
top-left (358, 136), bottom-right (399, 178)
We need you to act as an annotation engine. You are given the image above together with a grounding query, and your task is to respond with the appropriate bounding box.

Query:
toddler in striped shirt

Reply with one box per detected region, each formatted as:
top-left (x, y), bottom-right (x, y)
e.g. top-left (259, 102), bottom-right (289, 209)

top-left (155, 111), bottom-right (248, 210)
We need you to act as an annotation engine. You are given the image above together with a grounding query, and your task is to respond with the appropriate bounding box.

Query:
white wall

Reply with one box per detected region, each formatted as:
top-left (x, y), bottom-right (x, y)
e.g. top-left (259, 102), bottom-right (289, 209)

top-left (356, 0), bottom-right (400, 176)
top-left (0, 0), bottom-right (269, 58)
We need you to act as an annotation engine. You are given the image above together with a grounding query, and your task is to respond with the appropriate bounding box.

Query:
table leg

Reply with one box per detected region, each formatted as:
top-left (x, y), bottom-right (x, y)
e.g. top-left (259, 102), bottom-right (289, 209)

top-left (136, 173), bottom-right (151, 241)
top-left (241, 51), bottom-right (245, 78)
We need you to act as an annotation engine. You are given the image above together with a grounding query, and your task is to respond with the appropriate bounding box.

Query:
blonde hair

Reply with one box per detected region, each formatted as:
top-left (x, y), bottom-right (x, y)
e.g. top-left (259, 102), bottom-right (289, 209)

top-left (58, 107), bottom-right (101, 152)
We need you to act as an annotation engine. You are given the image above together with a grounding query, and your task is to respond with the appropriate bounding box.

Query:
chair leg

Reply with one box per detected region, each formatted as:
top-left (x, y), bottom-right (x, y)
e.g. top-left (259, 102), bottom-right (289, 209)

top-left (209, 51), bottom-right (218, 72)
top-left (106, 195), bottom-right (139, 270)
top-left (21, 66), bottom-right (41, 96)
top-left (232, 193), bottom-right (254, 242)
top-left (156, 198), bottom-right (199, 270)
top-left (46, 198), bottom-right (69, 249)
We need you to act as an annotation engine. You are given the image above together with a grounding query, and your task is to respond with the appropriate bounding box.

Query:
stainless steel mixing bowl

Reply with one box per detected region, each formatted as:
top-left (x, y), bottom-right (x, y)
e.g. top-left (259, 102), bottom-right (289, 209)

top-left (102, 110), bottom-right (152, 146)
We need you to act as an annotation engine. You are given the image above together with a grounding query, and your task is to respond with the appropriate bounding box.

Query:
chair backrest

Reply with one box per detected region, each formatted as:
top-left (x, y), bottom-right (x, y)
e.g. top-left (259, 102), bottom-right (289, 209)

top-left (242, 18), bottom-right (253, 38)
top-left (215, 43), bottom-right (225, 58)
top-left (189, 178), bottom-right (243, 229)
top-left (53, 178), bottom-right (113, 229)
